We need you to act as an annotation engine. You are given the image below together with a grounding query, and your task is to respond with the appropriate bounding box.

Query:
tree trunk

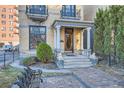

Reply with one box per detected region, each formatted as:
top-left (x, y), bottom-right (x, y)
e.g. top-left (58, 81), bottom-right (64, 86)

top-left (113, 27), bottom-right (117, 64)
top-left (108, 53), bottom-right (111, 66)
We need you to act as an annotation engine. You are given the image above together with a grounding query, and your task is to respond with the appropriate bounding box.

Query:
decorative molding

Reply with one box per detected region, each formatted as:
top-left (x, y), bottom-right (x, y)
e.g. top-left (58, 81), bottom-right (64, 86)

top-left (53, 19), bottom-right (94, 29)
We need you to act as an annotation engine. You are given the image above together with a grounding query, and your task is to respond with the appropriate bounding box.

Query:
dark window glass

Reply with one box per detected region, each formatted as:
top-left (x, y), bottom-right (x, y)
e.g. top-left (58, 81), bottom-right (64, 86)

top-left (2, 33), bottom-right (6, 38)
top-left (1, 14), bottom-right (6, 19)
top-left (9, 34), bottom-right (13, 37)
top-left (1, 20), bottom-right (6, 25)
top-left (28, 5), bottom-right (46, 15)
top-left (62, 5), bottom-right (76, 17)
top-left (9, 21), bottom-right (13, 25)
top-left (2, 8), bottom-right (6, 12)
top-left (29, 26), bottom-right (46, 49)
top-left (9, 15), bottom-right (13, 19)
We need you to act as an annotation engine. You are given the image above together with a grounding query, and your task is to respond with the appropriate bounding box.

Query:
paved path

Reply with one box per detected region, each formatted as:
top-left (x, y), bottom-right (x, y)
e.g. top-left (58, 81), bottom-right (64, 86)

top-left (10, 60), bottom-right (123, 88)
top-left (39, 75), bottom-right (86, 88)
top-left (38, 67), bottom-right (123, 88)
top-left (71, 67), bottom-right (123, 88)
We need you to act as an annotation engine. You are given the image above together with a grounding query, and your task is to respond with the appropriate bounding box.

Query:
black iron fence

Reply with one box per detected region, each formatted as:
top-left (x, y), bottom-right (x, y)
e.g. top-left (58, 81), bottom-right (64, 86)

top-left (0, 50), bottom-right (20, 68)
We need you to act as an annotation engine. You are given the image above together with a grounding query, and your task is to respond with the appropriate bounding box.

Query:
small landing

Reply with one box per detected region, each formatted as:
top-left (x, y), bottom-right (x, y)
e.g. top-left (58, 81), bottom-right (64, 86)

top-left (66, 53), bottom-right (77, 56)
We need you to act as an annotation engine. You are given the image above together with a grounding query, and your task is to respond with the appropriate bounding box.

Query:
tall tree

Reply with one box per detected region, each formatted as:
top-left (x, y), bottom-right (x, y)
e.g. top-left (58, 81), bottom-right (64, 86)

top-left (116, 6), bottom-right (124, 59)
top-left (109, 5), bottom-right (121, 62)
top-left (94, 8), bottom-right (105, 55)
top-left (94, 5), bottom-right (124, 66)
top-left (103, 8), bottom-right (111, 55)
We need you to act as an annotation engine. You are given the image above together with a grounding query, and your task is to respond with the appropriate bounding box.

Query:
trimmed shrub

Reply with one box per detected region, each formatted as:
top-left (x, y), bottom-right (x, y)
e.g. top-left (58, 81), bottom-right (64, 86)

top-left (22, 57), bottom-right (37, 66)
top-left (36, 43), bottom-right (53, 63)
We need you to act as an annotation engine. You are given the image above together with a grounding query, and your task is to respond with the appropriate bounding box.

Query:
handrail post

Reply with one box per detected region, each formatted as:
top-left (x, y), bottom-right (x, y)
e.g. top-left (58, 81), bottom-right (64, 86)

top-left (3, 53), bottom-right (5, 68)
top-left (13, 51), bottom-right (14, 62)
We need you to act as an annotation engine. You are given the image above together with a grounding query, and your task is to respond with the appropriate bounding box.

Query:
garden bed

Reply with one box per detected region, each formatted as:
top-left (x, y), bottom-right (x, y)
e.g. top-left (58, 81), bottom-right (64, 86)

top-left (30, 62), bottom-right (57, 69)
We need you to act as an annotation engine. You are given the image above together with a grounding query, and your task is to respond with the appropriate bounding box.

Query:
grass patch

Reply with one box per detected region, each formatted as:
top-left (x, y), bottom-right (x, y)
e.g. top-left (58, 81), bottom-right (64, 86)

top-left (0, 66), bottom-right (21, 88)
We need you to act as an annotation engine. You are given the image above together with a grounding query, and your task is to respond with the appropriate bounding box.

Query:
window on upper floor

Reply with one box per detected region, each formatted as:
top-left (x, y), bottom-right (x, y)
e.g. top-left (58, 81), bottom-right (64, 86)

top-left (2, 33), bottom-right (6, 38)
top-left (2, 8), bottom-right (6, 12)
top-left (8, 8), bottom-right (13, 13)
top-left (9, 21), bottom-right (13, 25)
top-left (1, 14), bottom-right (6, 19)
top-left (1, 27), bottom-right (6, 31)
top-left (1, 20), bottom-right (6, 25)
top-left (9, 27), bottom-right (13, 31)
top-left (61, 5), bottom-right (76, 17)
top-left (27, 5), bottom-right (46, 15)
top-left (9, 33), bottom-right (13, 37)
top-left (9, 15), bottom-right (13, 19)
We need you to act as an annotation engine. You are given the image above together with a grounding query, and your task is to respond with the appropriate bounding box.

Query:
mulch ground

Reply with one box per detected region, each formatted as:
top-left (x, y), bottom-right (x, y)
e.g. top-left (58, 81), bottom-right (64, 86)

top-left (30, 62), bottom-right (57, 69)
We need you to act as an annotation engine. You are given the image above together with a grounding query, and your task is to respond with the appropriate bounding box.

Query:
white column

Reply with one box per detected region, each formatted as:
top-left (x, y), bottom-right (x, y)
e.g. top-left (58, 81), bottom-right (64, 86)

top-left (81, 30), bottom-right (84, 50)
top-left (87, 27), bottom-right (91, 50)
top-left (56, 25), bottom-right (61, 50)
top-left (54, 30), bottom-right (56, 49)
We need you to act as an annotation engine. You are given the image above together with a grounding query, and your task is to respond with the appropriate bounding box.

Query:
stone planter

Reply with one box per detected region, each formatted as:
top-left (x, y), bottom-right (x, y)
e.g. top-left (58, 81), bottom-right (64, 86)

top-left (90, 58), bottom-right (98, 65)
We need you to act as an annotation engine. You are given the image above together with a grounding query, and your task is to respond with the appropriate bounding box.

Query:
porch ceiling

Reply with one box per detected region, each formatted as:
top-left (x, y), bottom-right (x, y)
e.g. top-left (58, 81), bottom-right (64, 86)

top-left (52, 19), bottom-right (94, 28)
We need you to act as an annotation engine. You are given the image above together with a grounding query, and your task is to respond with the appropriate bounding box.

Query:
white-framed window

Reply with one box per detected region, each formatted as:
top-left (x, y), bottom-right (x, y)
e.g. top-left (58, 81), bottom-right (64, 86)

top-left (2, 8), bottom-right (6, 12)
top-left (8, 8), bottom-right (13, 13)
top-left (9, 33), bottom-right (13, 37)
top-left (9, 21), bottom-right (13, 25)
top-left (1, 20), bottom-right (6, 25)
top-left (1, 14), bottom-right (6, 19)
top-left (2, 33), bottom-right (6, 38)
top-left (1, 27), bottom-right (6, 31)
top-left (9, 27), bottom-right (13, 31)
top-left (9, 15), bottom-right (13, 19)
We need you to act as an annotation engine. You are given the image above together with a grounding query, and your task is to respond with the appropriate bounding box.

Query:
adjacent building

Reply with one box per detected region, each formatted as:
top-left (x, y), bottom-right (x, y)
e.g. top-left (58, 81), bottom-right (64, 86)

top-left (0, 5), bottom-right (19, 47)
top-left (19, 5), bottom-right (105, 55)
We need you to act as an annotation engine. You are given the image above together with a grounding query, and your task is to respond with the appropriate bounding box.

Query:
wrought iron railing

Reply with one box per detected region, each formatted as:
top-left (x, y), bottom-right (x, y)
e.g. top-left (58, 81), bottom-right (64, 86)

top-left (60, 9), bottom-right (81, 20)
top-left (26, 5), bottom-right (48, 15)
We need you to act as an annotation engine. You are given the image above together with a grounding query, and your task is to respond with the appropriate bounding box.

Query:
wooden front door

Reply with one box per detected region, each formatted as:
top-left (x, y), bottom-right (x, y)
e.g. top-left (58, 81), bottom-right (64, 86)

top-left (65, 28), bottom-right (74, 52)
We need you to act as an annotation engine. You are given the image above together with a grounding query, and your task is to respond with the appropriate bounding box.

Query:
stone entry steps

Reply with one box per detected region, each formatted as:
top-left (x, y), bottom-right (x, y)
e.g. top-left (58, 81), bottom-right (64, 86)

top-left (63, 55), bottom-right (93, 68)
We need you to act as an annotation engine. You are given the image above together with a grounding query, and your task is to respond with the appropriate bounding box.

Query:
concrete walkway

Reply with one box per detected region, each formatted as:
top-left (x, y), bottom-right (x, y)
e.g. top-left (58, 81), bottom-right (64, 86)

top-left (10, 60), bottom-right (123, 88)
top-left (71, 67), bottom-right (123, 88)
top-left (37, 67), bottom-right (123, 88)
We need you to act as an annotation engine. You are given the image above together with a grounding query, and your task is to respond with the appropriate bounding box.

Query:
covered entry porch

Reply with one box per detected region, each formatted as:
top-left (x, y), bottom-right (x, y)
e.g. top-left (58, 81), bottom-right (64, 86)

top-left (53, 19), bottom-right (94, 56)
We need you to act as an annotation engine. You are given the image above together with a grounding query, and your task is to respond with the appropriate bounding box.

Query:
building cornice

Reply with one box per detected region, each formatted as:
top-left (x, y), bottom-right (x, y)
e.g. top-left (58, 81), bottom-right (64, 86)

top-left (52, 19), bottom-right (94, 29)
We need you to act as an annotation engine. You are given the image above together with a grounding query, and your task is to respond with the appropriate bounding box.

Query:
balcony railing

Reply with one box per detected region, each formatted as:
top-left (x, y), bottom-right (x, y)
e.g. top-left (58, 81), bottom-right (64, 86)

top-left (26, 5), bottom-right (48, 22)
top-left (60, 9), bottom-right (81, 20)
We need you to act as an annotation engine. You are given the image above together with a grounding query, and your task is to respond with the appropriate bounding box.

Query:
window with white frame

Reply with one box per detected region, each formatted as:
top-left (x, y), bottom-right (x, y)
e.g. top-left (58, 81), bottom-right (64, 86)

top-left (1, 27), bottom-right (6, 31)
top-left (9, 27), bottom-right (13, 31)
